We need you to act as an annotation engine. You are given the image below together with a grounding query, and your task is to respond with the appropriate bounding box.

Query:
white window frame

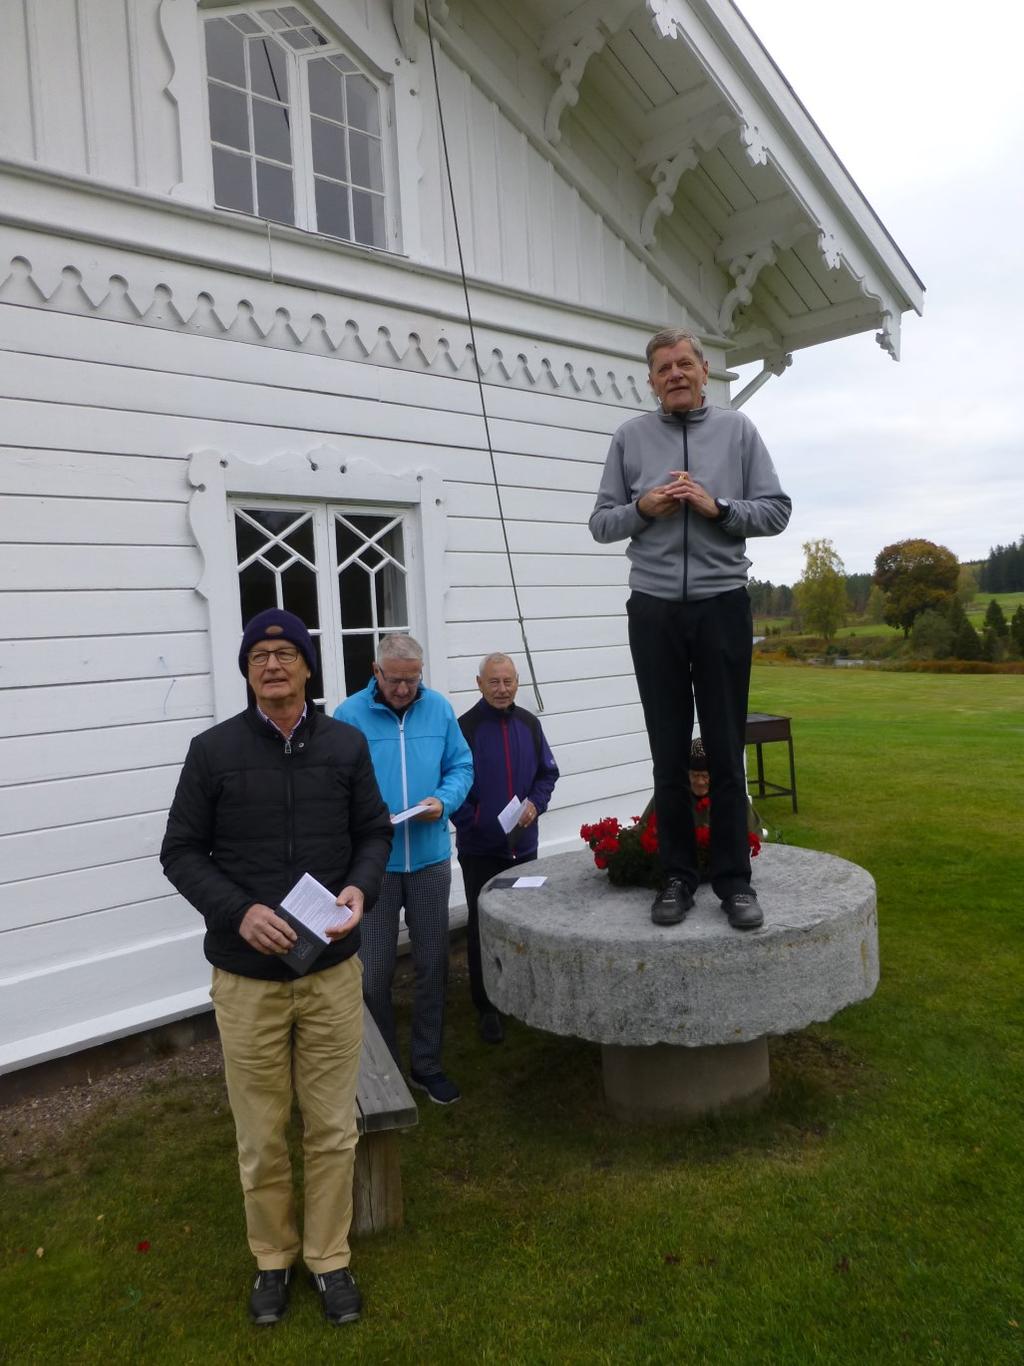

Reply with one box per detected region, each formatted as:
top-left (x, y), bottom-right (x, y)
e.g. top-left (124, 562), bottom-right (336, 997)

top-left (159, 0), bottom-right (422, 255)
top-left (201, 3), bottom-right (399, 250)
top-left (188, 447), bottom-right (448, 721)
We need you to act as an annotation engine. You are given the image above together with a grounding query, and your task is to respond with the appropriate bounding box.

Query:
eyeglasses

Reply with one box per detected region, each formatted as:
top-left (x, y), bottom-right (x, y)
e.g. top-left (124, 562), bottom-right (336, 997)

top-left (377, 670), bottom-right (422, 689)
top-left (248, 647), bottom-right (300, 667)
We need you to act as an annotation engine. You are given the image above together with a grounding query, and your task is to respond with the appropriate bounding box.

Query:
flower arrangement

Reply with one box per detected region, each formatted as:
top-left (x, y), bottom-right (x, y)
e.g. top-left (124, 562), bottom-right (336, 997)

top-left (580, 801), bottom-right (761, 888)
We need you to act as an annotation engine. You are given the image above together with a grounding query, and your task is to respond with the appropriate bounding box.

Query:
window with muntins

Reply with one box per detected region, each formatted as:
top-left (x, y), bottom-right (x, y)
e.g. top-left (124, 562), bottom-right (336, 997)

top-left (233, 502), bottom-right (414, 707)
top-left (204, 6), bottom-right (390, 248)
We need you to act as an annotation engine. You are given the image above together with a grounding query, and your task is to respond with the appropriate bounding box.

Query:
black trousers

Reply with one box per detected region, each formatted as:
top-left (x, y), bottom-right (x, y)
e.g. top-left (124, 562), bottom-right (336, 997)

top-left (458, 851), bottom-right (536, 1015)
top-left (627, 587), bottom-right (753, 900)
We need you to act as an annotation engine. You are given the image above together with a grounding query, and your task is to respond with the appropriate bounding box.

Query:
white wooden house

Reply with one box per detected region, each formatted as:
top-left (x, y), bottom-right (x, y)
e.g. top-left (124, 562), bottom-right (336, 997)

top-left (0, 0), bottom-right (922, 1076)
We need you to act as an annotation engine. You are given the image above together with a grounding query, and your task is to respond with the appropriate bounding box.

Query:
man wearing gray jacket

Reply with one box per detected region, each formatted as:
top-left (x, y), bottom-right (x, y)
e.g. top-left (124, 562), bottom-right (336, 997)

top-left (590, 328), bottom-right (791, 931)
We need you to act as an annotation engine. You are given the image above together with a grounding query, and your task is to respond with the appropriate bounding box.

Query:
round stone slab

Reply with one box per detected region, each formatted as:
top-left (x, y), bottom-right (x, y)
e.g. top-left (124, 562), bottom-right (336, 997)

top-left (479, 844), bottom-right (878, 1049)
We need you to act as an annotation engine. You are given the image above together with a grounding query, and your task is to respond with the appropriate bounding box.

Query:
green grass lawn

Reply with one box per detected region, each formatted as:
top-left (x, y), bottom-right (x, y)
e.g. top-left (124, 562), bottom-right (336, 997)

top-left (3, 667), bottom-right (1023, 1364)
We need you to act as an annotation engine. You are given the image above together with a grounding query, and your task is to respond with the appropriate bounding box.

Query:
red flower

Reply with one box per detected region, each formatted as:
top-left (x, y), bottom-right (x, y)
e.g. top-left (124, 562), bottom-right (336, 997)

top-left (136, 1241), bottom-right (151, 1253)
top-left (748, 832), bottom-right (761, 858)
top-left (695, 797), bottom-right (710, 813)
top-left (594, 855), bottom-right (608, 869)
top-left (695, 826), bottom-right (711, 848)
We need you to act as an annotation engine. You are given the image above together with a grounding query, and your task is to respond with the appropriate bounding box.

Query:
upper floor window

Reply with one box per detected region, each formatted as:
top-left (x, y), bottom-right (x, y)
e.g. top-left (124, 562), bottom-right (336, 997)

top-left (204, 6), bottom-right (390, 249)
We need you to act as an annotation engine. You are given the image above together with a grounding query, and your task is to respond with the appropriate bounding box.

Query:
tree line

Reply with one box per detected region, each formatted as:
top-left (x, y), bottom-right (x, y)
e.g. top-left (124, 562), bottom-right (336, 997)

top-left (754, 536), bottom-right (1024, 663)
top-left (978, 535), bottom-right (1024, 593)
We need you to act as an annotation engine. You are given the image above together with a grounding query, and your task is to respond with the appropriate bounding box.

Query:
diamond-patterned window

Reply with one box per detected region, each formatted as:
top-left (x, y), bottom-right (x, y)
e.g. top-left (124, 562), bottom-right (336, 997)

top-left (233, 502), bottom-right (413, 707)
top-left (204, 6), bottom-right (392, 248)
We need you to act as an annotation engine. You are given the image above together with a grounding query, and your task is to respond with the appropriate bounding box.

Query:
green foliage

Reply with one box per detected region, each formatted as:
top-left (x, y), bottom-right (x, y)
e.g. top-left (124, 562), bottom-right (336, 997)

top-left (952, 614), bottom-right (981, 660)
top-left (873, 538), bottom-right (959, 637)
top-left (793, 538), bottom-right (848, 642)
top-left (956, 563), bottom-right (978, 606)
top-left (864, 584), bottom-right (887, 624)
top-left (978, 533), bottom-right (1024, 592)
top-left (1012, 605), bottom-right (1024, 653)
top-left (910, 608), bottom-right (954, 659)
top-left (984, 598), bottom-right (1009, 637)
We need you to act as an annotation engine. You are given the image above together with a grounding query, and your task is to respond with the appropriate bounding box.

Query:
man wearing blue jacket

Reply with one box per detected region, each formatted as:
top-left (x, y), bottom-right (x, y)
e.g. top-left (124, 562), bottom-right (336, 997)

top-left (590, 328), bottom-right (790, 933)
top-left (452, 653), bottom-right (559, 1044)
top-left (335, 634), bottom-right (473, 1105)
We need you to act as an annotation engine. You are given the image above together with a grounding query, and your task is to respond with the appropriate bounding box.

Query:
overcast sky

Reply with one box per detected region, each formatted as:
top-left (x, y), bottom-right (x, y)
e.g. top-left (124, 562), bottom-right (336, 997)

top-left (730, 0), bottom-right (1024, 585)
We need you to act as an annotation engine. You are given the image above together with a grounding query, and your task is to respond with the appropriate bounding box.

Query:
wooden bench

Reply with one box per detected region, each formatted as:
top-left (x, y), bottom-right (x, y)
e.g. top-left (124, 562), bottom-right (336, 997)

top-left (352, 1005), bottom-right (418, 1235)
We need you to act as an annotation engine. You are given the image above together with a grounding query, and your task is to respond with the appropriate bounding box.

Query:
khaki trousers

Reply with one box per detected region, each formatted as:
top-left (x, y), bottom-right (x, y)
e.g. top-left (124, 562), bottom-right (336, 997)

top-left (211, 955), bottom-right (363, 1273)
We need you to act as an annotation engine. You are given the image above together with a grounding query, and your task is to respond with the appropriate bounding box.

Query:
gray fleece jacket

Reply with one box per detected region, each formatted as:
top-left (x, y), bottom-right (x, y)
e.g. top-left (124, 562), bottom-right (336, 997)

top-left (589, 404), bottom-right (791, 601)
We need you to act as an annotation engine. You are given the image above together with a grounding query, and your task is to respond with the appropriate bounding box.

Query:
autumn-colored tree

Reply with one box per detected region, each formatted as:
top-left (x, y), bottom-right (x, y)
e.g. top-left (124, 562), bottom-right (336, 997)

top-left (873, 539), bottom-right (959, 638)
top-left (793, 538), bottom-right (847, 641)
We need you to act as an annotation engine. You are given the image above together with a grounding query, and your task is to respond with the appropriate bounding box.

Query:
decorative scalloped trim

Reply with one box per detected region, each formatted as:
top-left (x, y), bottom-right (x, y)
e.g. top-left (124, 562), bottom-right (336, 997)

top-left (0, 253), bottom-right (650, 406)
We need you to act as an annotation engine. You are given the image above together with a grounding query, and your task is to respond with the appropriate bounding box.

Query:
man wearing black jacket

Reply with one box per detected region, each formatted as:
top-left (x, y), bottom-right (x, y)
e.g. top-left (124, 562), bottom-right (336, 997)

top-left (161, 608), bottom-right (392, 1329)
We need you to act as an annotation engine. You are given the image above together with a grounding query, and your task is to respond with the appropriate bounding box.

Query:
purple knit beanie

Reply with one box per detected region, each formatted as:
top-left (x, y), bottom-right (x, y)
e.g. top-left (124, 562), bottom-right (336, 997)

top-left (238, 608), bottom-right (317, 675)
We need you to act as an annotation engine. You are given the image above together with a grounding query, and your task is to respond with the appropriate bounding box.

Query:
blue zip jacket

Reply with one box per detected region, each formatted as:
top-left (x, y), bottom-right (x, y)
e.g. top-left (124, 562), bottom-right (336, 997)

top-left (451, 700), bottom-right (559, 861)
top-left (335, 681), bottom-right (473, 873)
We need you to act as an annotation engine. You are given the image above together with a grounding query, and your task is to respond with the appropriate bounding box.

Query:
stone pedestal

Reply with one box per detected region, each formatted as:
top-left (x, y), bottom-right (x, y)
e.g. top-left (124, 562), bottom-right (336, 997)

top-left (479, 844), bottom-right (878, 1123)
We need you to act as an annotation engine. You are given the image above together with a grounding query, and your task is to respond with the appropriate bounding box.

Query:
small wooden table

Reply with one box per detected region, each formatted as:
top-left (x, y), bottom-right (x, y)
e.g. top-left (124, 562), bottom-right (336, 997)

top-left (745, 712), bottom-right (797, 813)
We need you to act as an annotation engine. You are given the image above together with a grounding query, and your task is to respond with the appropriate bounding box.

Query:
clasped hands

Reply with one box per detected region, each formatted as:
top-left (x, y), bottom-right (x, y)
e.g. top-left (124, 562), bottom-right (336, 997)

top-left (240, 886), bottom-right (364, 956)
top-left (638, 471), bottom-right (717, 521)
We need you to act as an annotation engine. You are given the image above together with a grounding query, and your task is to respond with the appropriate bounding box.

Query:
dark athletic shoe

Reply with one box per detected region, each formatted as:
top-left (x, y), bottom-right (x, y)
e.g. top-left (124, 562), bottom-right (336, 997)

top-left (409, 1070), bottom-right (462, 1105)
top-left (248, 1267), bottom-right (290, 1325)
top-left (722, 891), bottom-right (764, 930)
top-left (478, 1010), bottom-right (505, 1045)
top-left (651, 878), bottom-right (694, 926)
top-left (312, 1267), bottom-right (362, 1325)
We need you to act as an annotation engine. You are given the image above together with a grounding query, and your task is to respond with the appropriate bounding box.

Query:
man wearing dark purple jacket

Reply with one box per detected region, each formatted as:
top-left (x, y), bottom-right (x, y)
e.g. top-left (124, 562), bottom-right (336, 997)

top-left (452, 654), bottom-right (559, 1044)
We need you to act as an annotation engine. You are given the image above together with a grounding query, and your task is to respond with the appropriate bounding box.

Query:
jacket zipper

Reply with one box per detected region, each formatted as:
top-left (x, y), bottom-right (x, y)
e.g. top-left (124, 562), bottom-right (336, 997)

top-left (501, 715), bottom-right (514, 800)
top-left (397, 712), bottom-right (410, 871)
top-left (283, 735), bottom-right (295, 869)
top-left (682, 416), bottom-right (690, 601)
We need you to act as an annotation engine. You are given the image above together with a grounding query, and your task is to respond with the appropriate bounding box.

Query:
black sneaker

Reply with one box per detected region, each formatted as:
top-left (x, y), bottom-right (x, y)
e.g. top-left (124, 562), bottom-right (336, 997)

top-left (478, 1010), bottom-right (505, 1045)
top-left (248, 1267), bottom-right (291, 1325)
top-left (311, 1267), bottom-right (362, 1326)
top-left (651, 878), bottom-right (694, 926)
top-left (722, 891), bottom-right (764, 930)
top-left (409, 1070), bottom-right (461, 1105)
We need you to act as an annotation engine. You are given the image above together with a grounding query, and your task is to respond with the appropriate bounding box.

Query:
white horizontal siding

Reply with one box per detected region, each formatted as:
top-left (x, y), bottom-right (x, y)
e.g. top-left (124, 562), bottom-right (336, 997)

top-left (0, 718), bottom-right (207, 786)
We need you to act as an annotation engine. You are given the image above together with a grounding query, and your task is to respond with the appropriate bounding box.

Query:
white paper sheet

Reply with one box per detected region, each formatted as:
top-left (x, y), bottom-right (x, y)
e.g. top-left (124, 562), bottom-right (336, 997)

top-left (390, 803), bottom-right (431, 825)
top-left (513, 876), bottom-right (546, 888)
top-left (280, 873), bottom-right (353, 943)
top-left (497, 795), bottom-right (528, 834)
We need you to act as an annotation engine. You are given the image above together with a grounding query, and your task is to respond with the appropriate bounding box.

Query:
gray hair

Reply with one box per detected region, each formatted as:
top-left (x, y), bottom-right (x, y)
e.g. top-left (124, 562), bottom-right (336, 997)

top-left (478, 652), bottom-right (517, 677)
top-left (645, 328), bottom-right (705, 369)
top-left (377, 633), bottom-right (423, 664)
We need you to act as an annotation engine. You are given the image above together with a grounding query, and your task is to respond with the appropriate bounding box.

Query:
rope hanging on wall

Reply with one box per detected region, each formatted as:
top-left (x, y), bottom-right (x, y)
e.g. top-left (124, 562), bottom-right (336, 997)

top-left (422, 3), bottom-right (544, 711)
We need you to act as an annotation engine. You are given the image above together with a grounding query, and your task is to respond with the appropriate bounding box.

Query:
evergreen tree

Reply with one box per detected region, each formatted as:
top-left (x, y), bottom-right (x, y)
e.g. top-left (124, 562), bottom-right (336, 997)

top-left (953, 615), bottom-right (981, 660)
top-left (984, 599), bottom-right (1009, 637)
top-left (1011, 605), bottom-right (1024, 653)
top-left (911, 609), bottom-right (954, 659)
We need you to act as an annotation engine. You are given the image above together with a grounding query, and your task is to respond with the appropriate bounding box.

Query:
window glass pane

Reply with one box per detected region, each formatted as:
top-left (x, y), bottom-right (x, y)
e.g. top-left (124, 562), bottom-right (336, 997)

top-left (209, 82), bottom-right (250, 152)
top-left (281, 562), bottom-right (320, 631)
top-left (249, 37), bottom-right (289, 102)
top-left (330, 54), bottom-right (358, 75)
top-left (262, 8), bottom-right (289, 28)
top-left (212, 146), bottom-right (253, 212)
top-left (253, 98), bottom-right (292, 163)
top-left (349, 131), bottom-right (384, 192)
top-left (376, 559), bottom-right (408, 626)
top-left (229, 14), bottom-right (261, 35)
top-left (352, 189), bottom-right (386, 247)
top-left (311, 116), bottom-right (347, 181)
top-left (279, 6), bottom-right (307, 24)
top-left (340, 561), bottom-right (373, 629)
top-left (346, 74), bottom-right (381, 136)
top-left (282, 27), bottom-right (313, 49)
top-left (256, 159), bottom-right (295, 223)
top-left (205, 18), bottom-right (246, 87)
top-left (308, 58), bottom-right (345, 120)
top-left (238, 559), bottom-right (279, 622)
top-left (315, 177), bottom-right (350, 239)
top-left (344, 637), bottom-right (375, 697)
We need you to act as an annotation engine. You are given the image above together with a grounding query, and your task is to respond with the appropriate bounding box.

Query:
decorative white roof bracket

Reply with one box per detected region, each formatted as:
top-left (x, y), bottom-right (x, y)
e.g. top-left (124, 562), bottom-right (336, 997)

top-left (540, 0), bottom-right (639, 146)
top-left (718, 246), bottom-right (776, 335)
top-left (730, 351), bottom-right (792, 410)
top-left (640, 145), bottom-right (699, 246)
